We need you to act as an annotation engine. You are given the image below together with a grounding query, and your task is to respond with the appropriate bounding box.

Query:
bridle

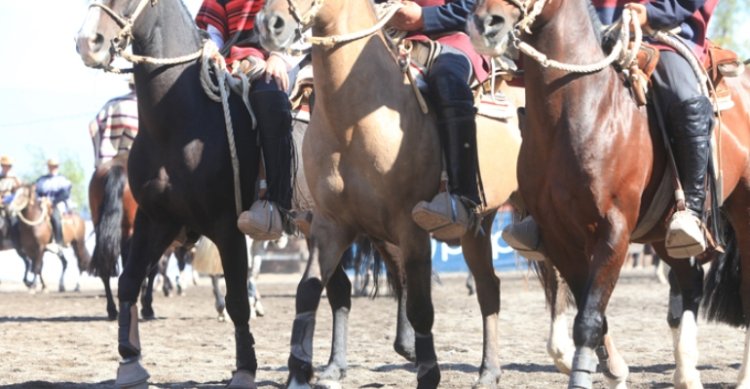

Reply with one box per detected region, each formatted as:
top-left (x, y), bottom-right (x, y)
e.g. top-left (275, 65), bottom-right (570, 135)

top-left (87, 0), bottom-right (202, 73)
top-left (493, 0), bottom-right (634, 74)
top-left (280, 0), bottom-right (404, 47)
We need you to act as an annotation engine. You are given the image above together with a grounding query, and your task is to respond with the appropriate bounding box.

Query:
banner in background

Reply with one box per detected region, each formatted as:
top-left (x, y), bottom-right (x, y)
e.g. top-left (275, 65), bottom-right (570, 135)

top-left (431, 211), bottom-right (526, 272)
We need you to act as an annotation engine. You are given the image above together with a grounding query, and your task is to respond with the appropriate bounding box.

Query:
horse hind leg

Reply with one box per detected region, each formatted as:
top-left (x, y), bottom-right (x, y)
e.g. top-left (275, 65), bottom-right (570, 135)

top-left (139, 263), bottom-right (159, 320)
top-left (55, 249), bottom-right (68, 292)
top-left (460, 212), bottom-right (501, 387)
top-left (535, 261), bottom-right (575, 375)
top-left (210, 274), bottom-right (227, 321)
top-left (317, 263), bottom-right (351, 384)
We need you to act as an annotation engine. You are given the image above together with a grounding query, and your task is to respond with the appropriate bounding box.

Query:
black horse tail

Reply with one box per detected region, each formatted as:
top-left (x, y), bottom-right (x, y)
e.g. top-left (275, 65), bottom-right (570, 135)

top-left (702, 214), bottom-right (746, 327)
top-left (89, 165), bottom-right (126, 277)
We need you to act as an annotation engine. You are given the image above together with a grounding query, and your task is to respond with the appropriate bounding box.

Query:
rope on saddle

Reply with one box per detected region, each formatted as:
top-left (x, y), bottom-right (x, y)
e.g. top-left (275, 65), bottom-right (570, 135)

top-left (199, 40), bottom-right (265, 217)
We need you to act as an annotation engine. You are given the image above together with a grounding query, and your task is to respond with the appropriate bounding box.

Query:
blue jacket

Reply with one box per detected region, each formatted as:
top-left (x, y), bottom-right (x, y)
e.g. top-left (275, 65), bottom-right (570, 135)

top-left (35, 174), bottom-right (72, 206)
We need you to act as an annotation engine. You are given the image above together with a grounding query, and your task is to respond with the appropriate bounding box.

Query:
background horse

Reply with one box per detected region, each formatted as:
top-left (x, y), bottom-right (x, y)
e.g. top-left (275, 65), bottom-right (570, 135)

top-left (8, 185), bottom-right (89, 292)
top-left (471, 1), bottom-right (750, 388)
top-left (257, 1), bottom-right (533, 387)
top-left (88, 153), bottom-right (138, 319)
top-left (77, 0), bottom-right (264, 386)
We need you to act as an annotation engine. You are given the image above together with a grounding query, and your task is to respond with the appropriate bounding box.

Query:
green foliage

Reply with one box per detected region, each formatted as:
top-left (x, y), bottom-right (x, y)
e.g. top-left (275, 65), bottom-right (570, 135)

top-left (21, 146), bottom-right (88, 216)
top-left (709, 0), bottom-right (749, 58)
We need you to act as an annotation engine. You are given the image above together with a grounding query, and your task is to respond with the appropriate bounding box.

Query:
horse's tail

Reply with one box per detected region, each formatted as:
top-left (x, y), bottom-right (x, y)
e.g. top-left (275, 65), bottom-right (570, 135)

top-left (702, 215), bottom-right (746, 327)
top-left (529, 259), bottom-right (574, 310)
top-left (89, 165), bottom-right (126, 277)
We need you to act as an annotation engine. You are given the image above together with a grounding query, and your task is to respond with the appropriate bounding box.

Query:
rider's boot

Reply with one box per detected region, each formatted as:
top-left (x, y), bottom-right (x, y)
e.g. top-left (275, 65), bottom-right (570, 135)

top-left (665, 96), bottom-right (712, 258)
top-left (412, 104), bottom-right (481, 241)
top-left (237, 90), bottom-right (294, 241)
top-left (501, 215), bottom-right (547, 261)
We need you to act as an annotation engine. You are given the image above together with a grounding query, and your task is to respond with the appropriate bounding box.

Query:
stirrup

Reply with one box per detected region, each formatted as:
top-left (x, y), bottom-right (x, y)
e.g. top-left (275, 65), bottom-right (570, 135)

top-left (665, 210), bottom-right (707, 258)
top-left (237, 200), bottom-right (284, 241)
top-left (501, 216), bottom-right (547, 261)
top-left (411, 192), bottom-right (473, 241)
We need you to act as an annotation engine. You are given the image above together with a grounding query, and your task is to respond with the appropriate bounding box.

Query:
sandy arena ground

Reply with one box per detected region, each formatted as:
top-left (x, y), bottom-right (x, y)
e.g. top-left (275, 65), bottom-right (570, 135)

top-left (0, 269), bottom-right (745, 388)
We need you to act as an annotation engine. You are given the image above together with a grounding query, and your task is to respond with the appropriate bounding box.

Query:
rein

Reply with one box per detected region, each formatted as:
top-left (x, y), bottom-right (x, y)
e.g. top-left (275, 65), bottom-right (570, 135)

top-left (89, 0), bottom-right (203, 73)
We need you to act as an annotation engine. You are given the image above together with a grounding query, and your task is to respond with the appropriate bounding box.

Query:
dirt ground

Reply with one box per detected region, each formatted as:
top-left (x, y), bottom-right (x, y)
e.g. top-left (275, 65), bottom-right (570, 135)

top-left (0, 269), bottom-right (745, 388)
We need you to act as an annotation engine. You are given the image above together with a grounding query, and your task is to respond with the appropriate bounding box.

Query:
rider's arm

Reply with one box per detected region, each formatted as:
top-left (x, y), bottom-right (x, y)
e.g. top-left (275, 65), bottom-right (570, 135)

top-left (645, 0), bottom-right (706, 30)
top-left (421, 0), bottom-right (476, 34)
top-left (195, 0), bottom-right (228, 43)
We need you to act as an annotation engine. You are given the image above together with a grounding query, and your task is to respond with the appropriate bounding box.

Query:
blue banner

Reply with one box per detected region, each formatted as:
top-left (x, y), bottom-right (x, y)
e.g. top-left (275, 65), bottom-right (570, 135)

top-left (431, 211), bottom-right (527, 273)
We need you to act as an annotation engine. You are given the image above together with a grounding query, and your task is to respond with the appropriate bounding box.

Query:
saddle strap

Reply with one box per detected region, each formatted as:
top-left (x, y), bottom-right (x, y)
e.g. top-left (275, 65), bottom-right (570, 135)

top-left (631, 167), bottom-right (673, 240)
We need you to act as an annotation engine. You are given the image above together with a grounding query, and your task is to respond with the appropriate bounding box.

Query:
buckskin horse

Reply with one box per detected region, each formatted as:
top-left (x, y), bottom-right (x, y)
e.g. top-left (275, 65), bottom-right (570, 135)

top-left (77, 0), bottom-right (264, 386)
top-left (8, 185), bottom-right (90, 292)
top-left (470, 0), bottom-right (750, 388)
top-left (255, 0), bottom-right (548, 387)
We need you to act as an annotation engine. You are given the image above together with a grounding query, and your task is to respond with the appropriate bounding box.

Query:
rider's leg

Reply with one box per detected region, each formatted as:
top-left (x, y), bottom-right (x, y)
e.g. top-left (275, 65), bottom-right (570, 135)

top-left (51, 207), bottom-right (64, 244)
top-left (411, 47), bottom-right (479, 241)
top-left (653, 51), bottom-right (712, 258)
top-left (237, 79), bottom-right (293, 240)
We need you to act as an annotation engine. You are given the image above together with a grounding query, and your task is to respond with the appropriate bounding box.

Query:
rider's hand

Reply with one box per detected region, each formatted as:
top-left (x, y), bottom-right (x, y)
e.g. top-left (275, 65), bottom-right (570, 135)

top-left (390, 1), bottom-right (424, 31)
top-left (624, 3), bottom-right (653, 33)
top-left (264, 54), bottom-right (290, 92)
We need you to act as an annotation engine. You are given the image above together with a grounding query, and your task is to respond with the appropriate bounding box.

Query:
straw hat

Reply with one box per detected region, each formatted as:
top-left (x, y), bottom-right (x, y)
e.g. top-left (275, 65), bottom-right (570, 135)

top-left (46, 158), bottom-right (60, 167)
top-left (0, 155), bottom-right (12, 166)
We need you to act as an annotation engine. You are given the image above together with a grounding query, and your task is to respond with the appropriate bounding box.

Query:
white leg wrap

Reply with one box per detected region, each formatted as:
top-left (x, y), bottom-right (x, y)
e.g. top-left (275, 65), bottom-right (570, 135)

top-left (672, 311), bottom-right (702, 389)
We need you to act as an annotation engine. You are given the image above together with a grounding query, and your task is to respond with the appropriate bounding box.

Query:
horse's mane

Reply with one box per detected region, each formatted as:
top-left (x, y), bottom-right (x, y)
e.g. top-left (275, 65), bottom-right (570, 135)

top-left (586, 0), bottom-right (604, 45)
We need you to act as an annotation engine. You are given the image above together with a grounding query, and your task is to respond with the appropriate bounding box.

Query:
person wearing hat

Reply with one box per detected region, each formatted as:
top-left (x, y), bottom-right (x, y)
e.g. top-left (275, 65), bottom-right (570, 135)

top-left (0, 155), bottom-right (21, 204)
top-left (35, 158), bottom-right (72, 245)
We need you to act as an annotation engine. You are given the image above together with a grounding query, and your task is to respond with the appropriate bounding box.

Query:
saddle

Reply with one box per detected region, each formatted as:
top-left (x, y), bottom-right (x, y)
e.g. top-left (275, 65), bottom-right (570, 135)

top-left (405, 40), bottom-right (518, 121)
top-left (703, 40), bottom-right (744, 110)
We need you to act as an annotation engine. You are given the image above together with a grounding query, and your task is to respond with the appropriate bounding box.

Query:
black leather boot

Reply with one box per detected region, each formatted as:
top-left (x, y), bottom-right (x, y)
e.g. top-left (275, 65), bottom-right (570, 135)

top-left (51, 208), bottom-right (64, 244)
top-left (237, 90), bottom-right (293, 240)
top-left (665, 96), bottom-right (713, 258)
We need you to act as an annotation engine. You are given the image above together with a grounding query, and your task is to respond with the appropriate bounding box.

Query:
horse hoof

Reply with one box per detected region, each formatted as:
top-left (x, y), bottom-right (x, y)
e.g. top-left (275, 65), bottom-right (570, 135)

top-left (115, 358), bottom-right (149, 388)
top-left (417, 363), bottom-right (441, 389)
top-left (108, 311), bottom-right (118, 321)
top-left (59, 285), bottom-right (66, 293)
top-left (318, 363), bottom-right (346, 382)
top-left (227, 369), bottom-right (257, 389)
top-left (473, 369), bottom-right (501, 389)
top-left (287, 376), bottom-right (312, 389)
top-left (140, 308), bottom-right (155, 321)
top-left (314, 380), bottom-right (342, 389)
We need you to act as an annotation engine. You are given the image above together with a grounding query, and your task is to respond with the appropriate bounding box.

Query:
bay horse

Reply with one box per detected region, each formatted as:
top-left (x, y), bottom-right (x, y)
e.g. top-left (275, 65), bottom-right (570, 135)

top-left (470, 0), bottom-right (750, 388)
top-left (257, 1), bottom-right (541, 387)
top-left (77, 0), bottom-right (262, 386)
top-left (8, 185), bottom-right (90, 292)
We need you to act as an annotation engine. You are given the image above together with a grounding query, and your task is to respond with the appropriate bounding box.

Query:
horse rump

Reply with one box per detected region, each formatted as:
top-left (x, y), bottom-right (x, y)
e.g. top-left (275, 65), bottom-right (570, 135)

top-left (89, 165), bottom-right (126, 277)
top-left (702, 214), bottom-right (746, 327)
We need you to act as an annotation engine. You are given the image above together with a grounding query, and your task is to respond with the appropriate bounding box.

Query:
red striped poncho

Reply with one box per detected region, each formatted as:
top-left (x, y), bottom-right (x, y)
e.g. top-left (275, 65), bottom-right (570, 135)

top-left (196, 0), bottom-right (268, 63)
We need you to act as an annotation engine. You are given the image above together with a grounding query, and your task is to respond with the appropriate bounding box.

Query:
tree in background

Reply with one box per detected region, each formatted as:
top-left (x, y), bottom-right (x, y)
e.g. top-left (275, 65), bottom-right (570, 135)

top-left (21, 147), bottom-right (88, 218)
top-left (709, 0), bottom-right (749, 59)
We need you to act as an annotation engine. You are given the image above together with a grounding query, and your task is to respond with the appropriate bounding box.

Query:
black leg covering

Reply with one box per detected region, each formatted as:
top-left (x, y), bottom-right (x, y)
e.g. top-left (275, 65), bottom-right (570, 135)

top-left (250, 90), bottom-right (294, 210)
top-left (235, 326), bottom-right (258, 373)
top-left (668, 96), bottom-right (713, 215)
top-left (118, 301), bottom-right (140, 359)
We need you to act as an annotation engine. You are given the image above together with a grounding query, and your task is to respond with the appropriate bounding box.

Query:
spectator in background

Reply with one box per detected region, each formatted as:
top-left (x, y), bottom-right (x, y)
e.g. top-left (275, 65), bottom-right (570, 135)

top-left (35, 159), bottom-right (72, 246)
top-left (88, 78), bottom-right (138, 168)
top-left (0, 155), bottom-right (22, 205)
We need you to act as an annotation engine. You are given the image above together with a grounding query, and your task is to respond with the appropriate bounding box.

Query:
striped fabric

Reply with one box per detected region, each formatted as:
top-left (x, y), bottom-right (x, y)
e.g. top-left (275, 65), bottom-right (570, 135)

top-left (195, 0), bottom-right (266, 63)
top-left (88, 92), bottom-right (138, 167)
top-left (591, 0), bottom-right (718, 59)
